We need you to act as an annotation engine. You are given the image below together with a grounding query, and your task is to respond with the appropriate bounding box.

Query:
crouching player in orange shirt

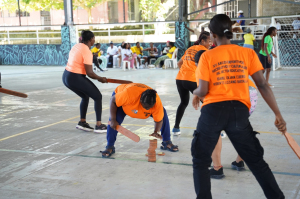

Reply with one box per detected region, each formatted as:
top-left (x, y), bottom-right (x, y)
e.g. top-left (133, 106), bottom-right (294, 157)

top-left (101, 83), bottom-right (179, 157)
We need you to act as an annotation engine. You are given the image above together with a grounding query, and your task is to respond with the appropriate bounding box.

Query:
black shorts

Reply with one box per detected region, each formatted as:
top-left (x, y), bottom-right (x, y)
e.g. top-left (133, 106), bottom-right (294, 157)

top-left (258, 53), bottom-right (271, 69)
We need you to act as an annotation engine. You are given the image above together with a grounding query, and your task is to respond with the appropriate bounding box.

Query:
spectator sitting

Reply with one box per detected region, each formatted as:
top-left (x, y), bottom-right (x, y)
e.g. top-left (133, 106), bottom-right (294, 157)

top-left (91, 43), bottom-right (104, 72)
top-left (117, 41), bottom-right (125, 67)
top-left (243, 29), bottom-right (256, 50)
top-left (106, 41), bottom-right (119, 68)
top-left (144, 42), bottom-right (158, 65)
top-left (131, 42), bottom-right (147, 66)
top-left (161, 41), bottom-right (170, 56)
top-left (154, 42), bottom-right (176, 69)
top-left (232, 20), bottom-right (243, 40)
top-left (122, 43), bottom-right (137, 70)
top-left (249, 19), bottom-right (259, 26)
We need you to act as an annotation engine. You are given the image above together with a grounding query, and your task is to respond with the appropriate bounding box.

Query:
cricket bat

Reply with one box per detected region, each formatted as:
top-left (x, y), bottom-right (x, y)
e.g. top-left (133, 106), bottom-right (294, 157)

top-left (108, 121), bottom-right (140, 142)
top-left (107, 78), bottom-right (132, 84)
top-left (284, 132), bottom-right (300, 159)
top-left (0, 88), bottom-right (28, 98)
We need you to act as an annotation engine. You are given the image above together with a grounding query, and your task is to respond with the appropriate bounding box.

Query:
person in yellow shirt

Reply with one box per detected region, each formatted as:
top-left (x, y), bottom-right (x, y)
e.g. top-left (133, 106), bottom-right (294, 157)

top-left (91, 43), bottom-right (108, 71)
top-left (153, 42), bottom-right (176, 68)
top-left (243, 29), bottom-right (255, 49)
top-left (131, 42), bottom-right (147, 67)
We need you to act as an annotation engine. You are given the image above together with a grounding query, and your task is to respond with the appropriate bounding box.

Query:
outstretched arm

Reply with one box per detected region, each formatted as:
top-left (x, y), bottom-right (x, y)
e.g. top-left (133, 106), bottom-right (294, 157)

top-left (109, 95), bottom-right (119, 130)
top-left (149, 120), bottom-right (163, 139)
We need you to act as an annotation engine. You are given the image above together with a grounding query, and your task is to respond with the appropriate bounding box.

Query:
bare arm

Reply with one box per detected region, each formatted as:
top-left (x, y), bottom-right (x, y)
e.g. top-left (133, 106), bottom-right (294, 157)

top-left (109, 96), bottom-right (119, 130)
top-left (193, 79), bottom-right (209, 98)
top-left (84, 64), bottom-right (107, 83)
top-left (149, 120), bottom-right (163, 139)
top-left (178, 58), bottom-right (183, 68)
top-left (251, 70), bottom-right (286, 132)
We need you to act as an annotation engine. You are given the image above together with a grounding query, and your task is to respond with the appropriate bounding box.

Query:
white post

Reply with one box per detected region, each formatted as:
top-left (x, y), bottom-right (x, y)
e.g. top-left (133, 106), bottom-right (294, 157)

top-left (142, 24), bottom-right (145, 42)
top-left (108, 27), bottom-right (110, 42)
top-left (36, 29), bottom-right (39, 44)
top-left (7, 30), bottom-right (10, 44)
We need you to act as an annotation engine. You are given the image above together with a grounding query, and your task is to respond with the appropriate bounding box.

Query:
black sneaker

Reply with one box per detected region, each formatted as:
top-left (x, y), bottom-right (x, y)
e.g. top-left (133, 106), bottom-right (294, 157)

top-left (76, 121), bottom-right (94, 132)
top-left (210, 167), bottom-right (225, 179)
top-left (94, 124), bottom-right (107, 134)
top-left (231, 161), bottom-right (245, 171)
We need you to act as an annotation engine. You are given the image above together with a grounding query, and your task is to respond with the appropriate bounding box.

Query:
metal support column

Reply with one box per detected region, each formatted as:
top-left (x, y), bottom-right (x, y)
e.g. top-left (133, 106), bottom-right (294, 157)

top-left (64, 0), bottom-right (74, 25)
top-left (248, 0), bottom-right (251, 18)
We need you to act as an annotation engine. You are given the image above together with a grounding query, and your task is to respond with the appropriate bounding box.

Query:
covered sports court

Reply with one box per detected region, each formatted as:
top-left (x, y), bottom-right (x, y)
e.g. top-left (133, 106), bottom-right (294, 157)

top-left (1, 0), bottom-right (300, 198)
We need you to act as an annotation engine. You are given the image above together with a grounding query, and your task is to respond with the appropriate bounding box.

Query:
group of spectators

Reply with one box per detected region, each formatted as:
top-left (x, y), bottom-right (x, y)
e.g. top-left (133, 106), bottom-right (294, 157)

top-left (86, 39), bottom-right (177, 71)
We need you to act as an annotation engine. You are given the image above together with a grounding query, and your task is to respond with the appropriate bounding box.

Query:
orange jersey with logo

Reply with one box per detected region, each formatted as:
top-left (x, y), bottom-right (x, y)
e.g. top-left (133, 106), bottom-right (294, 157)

top-left (176, 45), bottom-right (208, 82)
top-left (195, 44), bottom-right (263, 109)
top-left (115, 83), bottom-right (164, 122)
top-left (65, 43), bottom-right (93, 75)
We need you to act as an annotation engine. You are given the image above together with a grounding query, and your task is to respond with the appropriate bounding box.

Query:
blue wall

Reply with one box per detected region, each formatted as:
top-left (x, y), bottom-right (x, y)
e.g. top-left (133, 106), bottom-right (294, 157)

top-left (0, 44), bottom-right (69, 66)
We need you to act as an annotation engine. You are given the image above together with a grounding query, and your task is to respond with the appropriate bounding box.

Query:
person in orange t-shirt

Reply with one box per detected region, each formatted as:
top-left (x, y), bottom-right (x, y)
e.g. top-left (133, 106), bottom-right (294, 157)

top-left (62, 30), bottom-right (108, 134)
top-left (101, 83), bottom-right (179, 157)
top-left (172, 31), bottom-right (211, 135)
top-left (191, 14), bottom-right (286, 199)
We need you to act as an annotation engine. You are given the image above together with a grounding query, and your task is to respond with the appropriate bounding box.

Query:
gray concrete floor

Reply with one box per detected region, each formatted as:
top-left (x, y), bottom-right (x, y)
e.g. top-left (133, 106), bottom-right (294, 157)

top-left (0, 66), bottom-right (299, 199)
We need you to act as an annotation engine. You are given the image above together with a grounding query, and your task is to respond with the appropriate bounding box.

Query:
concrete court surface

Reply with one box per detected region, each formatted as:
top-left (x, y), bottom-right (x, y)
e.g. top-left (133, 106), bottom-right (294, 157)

top-left (0, 66), bottom-right (299, 199)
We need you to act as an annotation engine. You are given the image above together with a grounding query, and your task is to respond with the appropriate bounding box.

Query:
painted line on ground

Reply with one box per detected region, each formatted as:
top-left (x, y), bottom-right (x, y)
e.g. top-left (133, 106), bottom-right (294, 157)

top-left (0, 107), bottom-right (109, 142)
top-left (0, 148), bottom-right (299, 177)
top-left (61, 121), bottom-right (300, 136)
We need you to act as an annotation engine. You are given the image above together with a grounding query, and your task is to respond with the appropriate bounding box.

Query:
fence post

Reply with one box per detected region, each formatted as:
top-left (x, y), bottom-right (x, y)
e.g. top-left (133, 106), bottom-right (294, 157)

top-left (36, 29), bottom-right (39, 44)
top-left (7, 30), bottom-right (10, 44)
top-left (108, 27), bottom-right (110, 42)
top-left (142, 24), bottom-right (145, 42)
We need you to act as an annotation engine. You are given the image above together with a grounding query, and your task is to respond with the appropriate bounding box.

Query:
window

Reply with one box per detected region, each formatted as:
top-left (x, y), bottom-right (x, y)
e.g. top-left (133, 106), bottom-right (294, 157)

top-left (16, 10), bottom-right (30, 17)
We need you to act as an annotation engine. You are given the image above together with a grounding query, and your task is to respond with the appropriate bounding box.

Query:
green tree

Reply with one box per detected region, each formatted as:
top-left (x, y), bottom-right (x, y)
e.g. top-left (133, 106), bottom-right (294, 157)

top-left (0, 0), bottom-right (105, 24)
top-left (139, 0), bottom-right (175, 21)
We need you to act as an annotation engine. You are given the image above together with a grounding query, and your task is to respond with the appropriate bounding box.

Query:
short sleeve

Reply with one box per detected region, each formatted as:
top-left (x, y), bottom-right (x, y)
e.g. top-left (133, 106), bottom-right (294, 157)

top-left (141, 47), bottom-right (143, 51)
top-left (195, 52), bottom-right (210, 84)
top-left (152, 96), bottom-right (164, 122)
top-left (115, 90), bottom-right (133, 107)
top-left (264, 36), bottom-right (271, 44)
top-left (83, 47), bottom-right (93, 65)
top-left (252, 35), bottom-right (255, 40)
top-left (249, 50), bottom-right (264, 76)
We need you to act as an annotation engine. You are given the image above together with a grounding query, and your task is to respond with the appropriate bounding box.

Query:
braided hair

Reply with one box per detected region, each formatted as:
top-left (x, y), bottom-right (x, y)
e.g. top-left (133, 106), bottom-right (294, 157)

top-left (140, 89), bottom-right (157, 107)
top-left (194, 31), bottom-right (210, 46)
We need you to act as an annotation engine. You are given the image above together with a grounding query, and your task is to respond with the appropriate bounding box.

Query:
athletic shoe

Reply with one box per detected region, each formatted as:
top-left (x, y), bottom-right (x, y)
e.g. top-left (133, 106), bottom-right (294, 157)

top-left (210, 167), bottom-right (225, 179)
top-left (103, 68), bottom-right (108, 71)
top-left (76, 121), bottom-right (94, 132)
top-left (172, 128), bottom-right (181, 135)
top-left (94, 124), bottom-right (107, 134)
top-left (231, 161), bottom-right (245, 171)
top-left (221, 131), bottom-right (227, 138)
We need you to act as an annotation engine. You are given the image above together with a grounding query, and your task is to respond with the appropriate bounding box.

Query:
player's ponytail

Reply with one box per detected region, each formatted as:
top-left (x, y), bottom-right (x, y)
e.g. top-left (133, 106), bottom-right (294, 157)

top-left (208, 14), bottom-right (233, 40)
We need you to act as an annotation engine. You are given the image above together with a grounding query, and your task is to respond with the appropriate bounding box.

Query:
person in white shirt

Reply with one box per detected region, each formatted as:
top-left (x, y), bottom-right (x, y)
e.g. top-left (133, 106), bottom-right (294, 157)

top-left (106, 41), bottom-right (119, 67)
top-left (117, 41), bottom-right (125, 67)
top-left (121, 43), bottom-right (136, 70)
top-left (292, 17), bottom-right (300, 38)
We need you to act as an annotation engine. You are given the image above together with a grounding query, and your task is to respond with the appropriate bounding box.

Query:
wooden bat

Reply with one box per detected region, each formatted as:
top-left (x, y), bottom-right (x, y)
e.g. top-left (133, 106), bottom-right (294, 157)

top-left (0, 88), bottom-right (28, 98)
top-left (106, 78), bottom-right (132, 84)
top-left (108, 121), bottom-right (140, 142)
top-left (284, 132), bottom-right (300, 159)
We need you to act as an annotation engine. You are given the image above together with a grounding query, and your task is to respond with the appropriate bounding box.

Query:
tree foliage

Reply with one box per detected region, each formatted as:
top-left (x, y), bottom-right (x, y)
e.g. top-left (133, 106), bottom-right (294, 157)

top-left (0, 0), bottom-right (104, 23)
top-left (139, 0), bottom-right (175, 21)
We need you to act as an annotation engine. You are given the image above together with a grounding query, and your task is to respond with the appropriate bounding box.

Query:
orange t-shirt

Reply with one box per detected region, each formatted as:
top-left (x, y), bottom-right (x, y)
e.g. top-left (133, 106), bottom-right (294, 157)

top-left (65, 43), bottom-right (93, 75)
top-left (115, 83), bottom-right (164, 122)
top-left (195, 44), bottom-right (263, 109)
top-left (176, 45), bottom-right (208, 82)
